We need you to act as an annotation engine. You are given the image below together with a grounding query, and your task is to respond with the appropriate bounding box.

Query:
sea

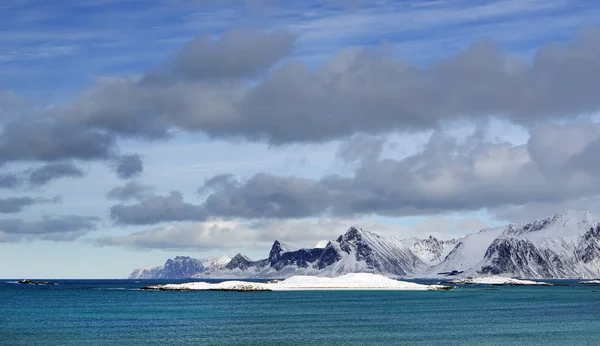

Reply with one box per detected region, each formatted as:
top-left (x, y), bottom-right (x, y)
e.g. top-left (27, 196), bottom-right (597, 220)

top-left (1, 278), bottom-right (599, 346)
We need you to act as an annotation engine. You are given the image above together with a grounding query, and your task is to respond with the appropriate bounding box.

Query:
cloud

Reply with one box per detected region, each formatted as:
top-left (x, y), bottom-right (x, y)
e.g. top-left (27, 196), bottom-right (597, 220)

top-left (0, 196), bottom-right (60, 214)
top-left (108, 123), bottom-right (600, 225)
top-left (27, 162), bottom-right (86, 186)
top-left (0, 121), bottom-right (115, 163)
top-left (167, 29), bottom-right (296, 81)
top-left (0, 173), bottom-right (22, 189)
top-left (106, 181), bottom-right (154, 201)
top-left (0, 197), bottom-right (37, 213)
top-left (96, 220), bottom-right (247, 250)
top-left (194, 124), bottom-right (600, 219)
top-left (0, 90), bottom-right (34, 121)
top-left (63, 28), bottom-right (600, 143)
top-left (112, 154), bottom-right (143, 179)
top-left (95, 215), bottom-right (489, 251)
top-left (0, 215), bottom-right (98, 242)
top-left (337, 134), bottom-right (386, 164)
top-left (110, 191), bottom-right (206, 225)
top-left (489, 198), bottom-right (600, 223)
top-left (202, 173), bottom-right (330, 218)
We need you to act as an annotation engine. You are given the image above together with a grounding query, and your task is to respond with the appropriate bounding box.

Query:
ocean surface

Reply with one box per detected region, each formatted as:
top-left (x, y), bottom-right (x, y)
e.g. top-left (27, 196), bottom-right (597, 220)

top-left (1, 278), bottom-right (600, 345)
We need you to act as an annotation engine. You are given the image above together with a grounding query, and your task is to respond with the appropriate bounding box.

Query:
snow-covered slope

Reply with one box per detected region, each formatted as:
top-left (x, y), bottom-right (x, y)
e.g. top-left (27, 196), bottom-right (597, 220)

top-left (427, 227), bottom-right (506, 276)
top-left (402, 236), bottom-right (459, 266)
top-left (201, 256), bottom-right (232, 271)
top-left (428, 210), bottom-right (600, 279)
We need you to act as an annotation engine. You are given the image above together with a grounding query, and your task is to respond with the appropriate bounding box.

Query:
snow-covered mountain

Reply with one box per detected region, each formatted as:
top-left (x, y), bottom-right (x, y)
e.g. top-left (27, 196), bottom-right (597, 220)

top-left (209, 228), bottom-right (430, 278)
top-left (471, 211), bottom-right (600, 278)
top-left (129, 227), bottom-right (457, 279)
top-left (427, 210), bottom-right (600, 279)
top-left (128, 210), bottom-right (600, 279)
top-left (128, 255), bottom-right (231, 279)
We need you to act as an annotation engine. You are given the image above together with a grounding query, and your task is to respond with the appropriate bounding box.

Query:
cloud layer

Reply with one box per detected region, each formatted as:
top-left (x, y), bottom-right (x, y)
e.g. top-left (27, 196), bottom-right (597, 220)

top-left (62, 29), bottom-right (600, 143)
top-left (0, 215), bottom-right (98, 242)
top-left (106, 122), bottom-right (600, 225)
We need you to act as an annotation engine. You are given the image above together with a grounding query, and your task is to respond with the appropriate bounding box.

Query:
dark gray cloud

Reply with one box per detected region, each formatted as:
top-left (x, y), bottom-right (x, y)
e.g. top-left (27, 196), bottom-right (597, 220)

top-left (110, 191), bottom-right (206, 225)
top-left (197, 174), bottom-right (237, 196)
top-left (0, 121), bottom-right (115, 163)
top-left (337, 135), bottom-right (386, 164)
top-left (169, 29), bottom-right (296, 81)
top-left (0, 197), bottom-right (36, 213)
top-left (106, 181), bottom-right (154, 201)
top-left (66, 29), bottom-right (600, 143)
top-left (0, 215), bottom-right (98, 242)
top-left (0, 173), bottom-right (22, 189)
top-left (113, 154), bottom-right (143, 179)
top-left (27, 162), bottom-right (86, 186)
top-left (0, 196), bottom-right (61, 214)
top-left (202, 173), bottom-right (330, 218)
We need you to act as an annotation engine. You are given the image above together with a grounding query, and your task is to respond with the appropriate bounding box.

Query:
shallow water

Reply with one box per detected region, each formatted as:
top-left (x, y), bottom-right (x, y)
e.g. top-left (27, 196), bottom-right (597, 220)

top-left (1, 279), bottom-right (599, 345)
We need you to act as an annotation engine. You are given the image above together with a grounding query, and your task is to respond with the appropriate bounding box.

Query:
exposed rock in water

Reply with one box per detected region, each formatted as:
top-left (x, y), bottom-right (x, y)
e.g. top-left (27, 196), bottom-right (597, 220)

top-left (18, 279), bottom-right (55, 285)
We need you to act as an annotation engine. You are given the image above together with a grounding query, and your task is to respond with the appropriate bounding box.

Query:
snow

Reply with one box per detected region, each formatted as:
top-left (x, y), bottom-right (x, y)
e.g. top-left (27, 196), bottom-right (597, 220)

top-left (427, 227), bottom-right (505, 275)
top-left (144, 273), bottom-right (451, 291)
top-left (424, 210), bottom-right (600, 279)
top-left (447, 276), bottom-right (552, 286)
top-left (201, 256), bottom-right (231, 270)
top-left (403, 236), bottom-right (459, 266)
top-left (515, 210), bottom-right (600, 243)
top-left (277, 242), bottom-right (296, 254)
top-left (578, 280), bottom-right (600, 284)
top-left (314, 240), bottom-right (329, 249)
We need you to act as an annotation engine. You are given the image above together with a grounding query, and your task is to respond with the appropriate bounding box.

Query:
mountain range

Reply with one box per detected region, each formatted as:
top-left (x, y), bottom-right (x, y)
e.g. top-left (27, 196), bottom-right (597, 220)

top-left (129, 210), bottom-right (600, 279)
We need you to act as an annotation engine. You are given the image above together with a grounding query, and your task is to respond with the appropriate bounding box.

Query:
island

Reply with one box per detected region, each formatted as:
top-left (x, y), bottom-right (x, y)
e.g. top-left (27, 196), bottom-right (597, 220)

top-left (443, 276), bottom-right (552, 286)
top-left (141, 273), bottom-right (452, 291)
top-left (18, 279), bottom-right (55, 285)
top-left (578, 280), bottom-right (600, 285)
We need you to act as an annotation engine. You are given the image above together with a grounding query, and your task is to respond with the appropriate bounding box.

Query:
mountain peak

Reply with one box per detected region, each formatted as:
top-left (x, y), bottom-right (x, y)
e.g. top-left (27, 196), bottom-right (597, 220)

top-left (231, 253), bottom-right (251, 261)
top-left (225, 253), bottom-right (254, 270)
top-left (342, 226), bottom-right (364, 241)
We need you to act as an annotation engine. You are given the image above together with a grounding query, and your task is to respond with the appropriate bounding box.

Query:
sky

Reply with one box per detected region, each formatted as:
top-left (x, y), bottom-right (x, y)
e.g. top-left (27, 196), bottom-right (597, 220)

top-left (2, 0), bottom-right (600, 278)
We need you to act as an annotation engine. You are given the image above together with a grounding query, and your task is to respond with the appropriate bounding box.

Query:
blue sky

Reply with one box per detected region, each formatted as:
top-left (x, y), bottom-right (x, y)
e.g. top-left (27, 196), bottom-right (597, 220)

top-left (2, 0), bottom-right (600, 278)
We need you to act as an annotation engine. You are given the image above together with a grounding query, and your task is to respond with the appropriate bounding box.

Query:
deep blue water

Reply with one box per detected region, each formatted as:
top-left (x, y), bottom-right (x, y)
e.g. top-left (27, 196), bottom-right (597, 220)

top-left (1, 278), bottom-right (600, 345)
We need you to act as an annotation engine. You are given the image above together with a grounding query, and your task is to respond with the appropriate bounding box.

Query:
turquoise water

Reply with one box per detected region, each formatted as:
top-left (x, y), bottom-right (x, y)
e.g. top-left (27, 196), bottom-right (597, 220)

top-left (1, 279), bottom-right (600, 345)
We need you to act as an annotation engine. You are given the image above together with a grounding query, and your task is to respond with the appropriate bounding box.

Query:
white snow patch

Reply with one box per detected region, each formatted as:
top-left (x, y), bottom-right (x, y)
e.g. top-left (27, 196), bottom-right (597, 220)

top-left (277, 242), bottom-right (296, 253)
top-left (447, 276), bottom-right (552, 286)
top-left (314, 240), bottom-right (329, 249)
top-left (578, 280), bottom-right (600, 284)
top-left (145, 273), bottom-right (451, 291)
